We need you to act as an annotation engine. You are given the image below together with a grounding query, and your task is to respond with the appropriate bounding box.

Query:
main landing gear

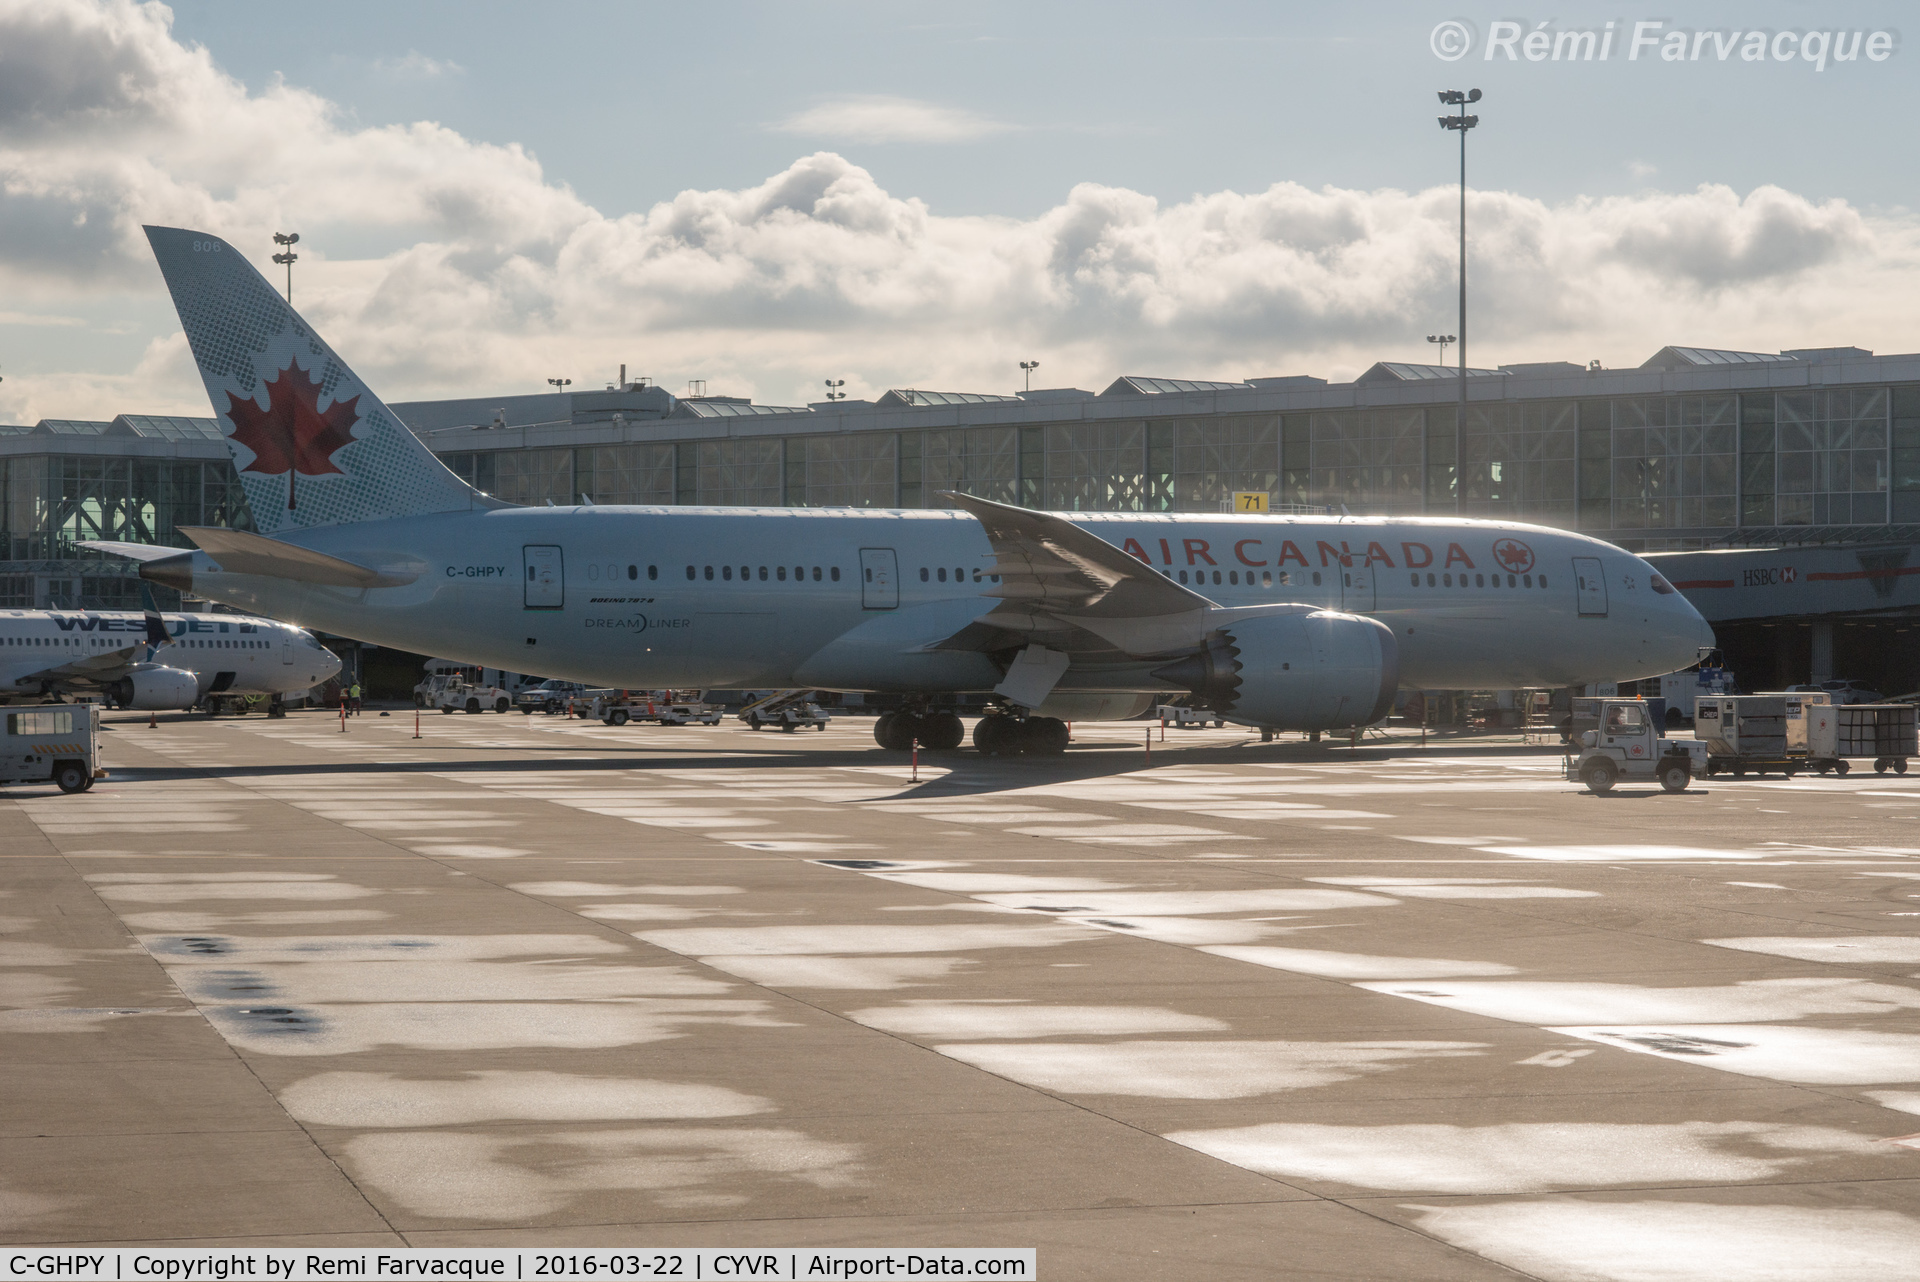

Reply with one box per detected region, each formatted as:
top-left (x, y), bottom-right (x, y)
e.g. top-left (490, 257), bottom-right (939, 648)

top-left (874, 710), bottom-right (965, 751)
top-left (973, 713), bottom-right (1068, 758)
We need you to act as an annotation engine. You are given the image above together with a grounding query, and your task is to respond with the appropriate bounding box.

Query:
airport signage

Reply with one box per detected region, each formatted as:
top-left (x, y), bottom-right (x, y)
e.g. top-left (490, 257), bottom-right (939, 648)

top-left (1, 1250), bottom-right (1038, 1281)
top-left (1741, 566), bottom-right (1798, 587)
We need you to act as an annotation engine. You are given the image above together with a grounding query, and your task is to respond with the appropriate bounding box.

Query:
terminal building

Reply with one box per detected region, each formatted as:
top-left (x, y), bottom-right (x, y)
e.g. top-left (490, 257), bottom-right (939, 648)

top-left (7, 343), bottom-right (1920, 695)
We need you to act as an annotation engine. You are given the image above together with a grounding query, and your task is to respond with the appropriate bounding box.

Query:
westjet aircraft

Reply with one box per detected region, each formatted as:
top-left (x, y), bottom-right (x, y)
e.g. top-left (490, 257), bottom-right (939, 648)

top-left (90, 225), bottom-right (1714, 755)
top-left (0, 602), bottom-right (340, 711)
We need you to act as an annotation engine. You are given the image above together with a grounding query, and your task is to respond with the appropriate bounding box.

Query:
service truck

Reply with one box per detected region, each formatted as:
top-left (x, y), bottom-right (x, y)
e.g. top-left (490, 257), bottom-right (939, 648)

top-left (0, 704), bottom-right (105, 794)
top-left (434, 676), bottom-right (514, 714)
top-left (1566, 698), bottom-right (1706, 794)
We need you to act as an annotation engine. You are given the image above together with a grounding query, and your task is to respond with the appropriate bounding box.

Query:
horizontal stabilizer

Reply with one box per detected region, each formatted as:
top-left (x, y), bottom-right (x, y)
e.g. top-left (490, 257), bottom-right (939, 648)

top-left (77, 540), bottom-right (191, 564)
top-left (178, 527), bottom-right (421, 588)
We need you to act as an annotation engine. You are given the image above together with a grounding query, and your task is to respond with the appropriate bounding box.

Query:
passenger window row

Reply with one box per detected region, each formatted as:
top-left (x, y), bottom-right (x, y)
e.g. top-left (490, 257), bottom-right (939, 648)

top-left (1167, 568), bottom-right (1308, 588)
top-left (688, 565), bottom-right (841, 583)
top-left (1410, 571), bottom-right (1549, 589)
top-left (917, 567), bottom-right (1003, 584)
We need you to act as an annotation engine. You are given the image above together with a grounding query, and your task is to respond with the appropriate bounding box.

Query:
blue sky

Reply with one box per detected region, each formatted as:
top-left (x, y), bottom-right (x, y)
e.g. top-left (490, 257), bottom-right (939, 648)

top-left (0, 1), bottom-right (1915, 420)
top-left (165, 1), bottom-right (1915, 220)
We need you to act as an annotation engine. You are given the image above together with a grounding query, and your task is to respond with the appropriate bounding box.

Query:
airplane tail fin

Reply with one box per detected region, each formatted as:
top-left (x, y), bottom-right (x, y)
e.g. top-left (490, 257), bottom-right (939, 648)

top-left (143, 226), bottom-right (497, 535)
top-left (139, 583), bottom-right (171, 655)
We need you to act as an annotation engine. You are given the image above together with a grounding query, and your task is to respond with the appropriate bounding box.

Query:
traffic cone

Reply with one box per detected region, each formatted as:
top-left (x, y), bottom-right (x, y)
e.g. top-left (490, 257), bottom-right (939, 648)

top-left (148, 711), bottom-right (157, 728)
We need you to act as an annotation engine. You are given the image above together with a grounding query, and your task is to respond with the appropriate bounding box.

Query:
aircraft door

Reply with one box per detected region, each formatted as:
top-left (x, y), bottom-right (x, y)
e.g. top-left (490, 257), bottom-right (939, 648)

top-left (1341, 563), bottom-right (1375, 612)
top-left (524, 546), bottom-right (564, 610)
top-left (1573, 556), bottom-right (1608, 616)
top-left (859, 548), bottom-right (899, 610)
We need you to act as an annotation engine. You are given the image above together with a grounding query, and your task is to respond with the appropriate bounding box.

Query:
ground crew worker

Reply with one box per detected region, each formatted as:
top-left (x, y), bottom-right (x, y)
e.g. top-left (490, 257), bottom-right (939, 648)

top-left (349, 682), bottom-right (362, 715)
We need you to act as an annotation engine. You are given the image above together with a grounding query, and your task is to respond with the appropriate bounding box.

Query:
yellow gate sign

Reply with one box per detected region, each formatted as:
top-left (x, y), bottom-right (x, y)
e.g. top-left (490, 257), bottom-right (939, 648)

top-left (1233, 491), bottom-right (1270, 513)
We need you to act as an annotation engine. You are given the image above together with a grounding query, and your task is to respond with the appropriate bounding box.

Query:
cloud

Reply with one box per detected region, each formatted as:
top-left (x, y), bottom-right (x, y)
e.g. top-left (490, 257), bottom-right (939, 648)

top-left (373, 51), bottom-right (464, 78)
top-left (773, 95), bottom-right (1013, 144)
top-left (3, 0), bottom-right (1920, 424)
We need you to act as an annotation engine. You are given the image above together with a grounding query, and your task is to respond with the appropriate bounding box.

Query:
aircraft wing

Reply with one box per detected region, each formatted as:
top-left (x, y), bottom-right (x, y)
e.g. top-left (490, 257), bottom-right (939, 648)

top-left (2, 644), bottom-right (143, 693)
top-left (939, 492), bottom-right (1214, 658)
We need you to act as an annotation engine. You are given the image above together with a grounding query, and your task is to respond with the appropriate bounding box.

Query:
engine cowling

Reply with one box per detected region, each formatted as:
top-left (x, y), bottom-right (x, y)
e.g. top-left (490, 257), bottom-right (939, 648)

top-left (1152, 610), bottom-right (1398, 731)
top-left (110, 665), bottom-right (203, 710)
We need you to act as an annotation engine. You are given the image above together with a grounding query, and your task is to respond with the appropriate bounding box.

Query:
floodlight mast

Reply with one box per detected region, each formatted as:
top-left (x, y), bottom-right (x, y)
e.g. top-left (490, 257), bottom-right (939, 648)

top-left (271, 232), bottom-right (299, 304)
top-left (1436, 89), bottom-right (1481, 415)
top-left (1019, 360), bottom-right (1039, 391)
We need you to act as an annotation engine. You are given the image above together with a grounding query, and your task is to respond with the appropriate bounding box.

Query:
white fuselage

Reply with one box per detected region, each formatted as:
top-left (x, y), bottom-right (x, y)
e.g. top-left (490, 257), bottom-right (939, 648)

top-left (157, 506), bottom-right (1715, 702)
top-left (0, 609), bottom-right (340, 700)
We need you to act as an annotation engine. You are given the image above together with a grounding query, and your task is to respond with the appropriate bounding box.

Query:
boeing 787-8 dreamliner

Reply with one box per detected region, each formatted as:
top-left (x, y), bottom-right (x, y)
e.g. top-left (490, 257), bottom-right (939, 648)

top-left (90, 226), bottom-right (1714, 755)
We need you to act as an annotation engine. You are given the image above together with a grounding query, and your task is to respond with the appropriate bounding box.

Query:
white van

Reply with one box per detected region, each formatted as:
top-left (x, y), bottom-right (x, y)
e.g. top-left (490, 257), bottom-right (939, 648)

top-left (0, 704), bottom-right (104, 793)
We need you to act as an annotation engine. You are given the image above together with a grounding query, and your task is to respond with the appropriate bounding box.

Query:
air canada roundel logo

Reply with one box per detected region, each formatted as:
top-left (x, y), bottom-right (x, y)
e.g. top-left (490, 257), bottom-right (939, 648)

top-left (224, 359), bottom-right (360, 478)
top-left (1492, 537), bottom-right (1535, 574)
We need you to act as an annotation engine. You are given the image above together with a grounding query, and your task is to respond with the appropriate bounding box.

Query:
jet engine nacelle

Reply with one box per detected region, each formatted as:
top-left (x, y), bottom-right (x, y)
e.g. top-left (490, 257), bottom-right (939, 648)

top-left (1153, 610), bottom-right (1398, 731)
top-left (111, 665), bottom-right (202, 710)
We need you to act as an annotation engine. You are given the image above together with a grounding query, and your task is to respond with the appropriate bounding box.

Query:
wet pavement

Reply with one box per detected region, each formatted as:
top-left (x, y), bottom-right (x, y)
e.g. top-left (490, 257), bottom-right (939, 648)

top-left (4, 706), bottom-right (1920, 1279)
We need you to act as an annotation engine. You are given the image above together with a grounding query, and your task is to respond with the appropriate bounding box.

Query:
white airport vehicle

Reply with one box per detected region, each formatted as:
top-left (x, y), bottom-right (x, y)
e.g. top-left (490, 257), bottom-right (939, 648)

top-left (1567, 698), bottom-right (1706, 794)
top-left (413, 658), bottom-right (537, 704)
top-left (0, 600), bottom-right (339, 715)
top-left (434, 676), bottom-right (514, 714)
top-left (1155, 704), bottom-right (1226, 729)
top-left (739, 690), bottom-right (830, 731)
top-left (0, 704), bottom-right (105, 794)
top-left (585, 691), bottom-right (720, 726)
top-left (515, 679), bottom-right (587, 714)
top-left (92, 225), bottom-right (1717, 759)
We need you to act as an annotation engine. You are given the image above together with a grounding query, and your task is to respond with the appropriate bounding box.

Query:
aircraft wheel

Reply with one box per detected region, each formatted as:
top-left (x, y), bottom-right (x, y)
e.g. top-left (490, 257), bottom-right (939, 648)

top-left (919, 711), bottom-right (965, 751)
top-left (1584, 759), bottom-right (1618, 794)
top-left (974, 715), bottom-right (1025, 757)
top-left (53, 762), bottom-right (88, 794)
top-left (877, 712), bottom-right (919, 751)
top-left (1659, 762), bottom-right (1690, 793)
top-left (1027, 716), bottom-right (1069, 756)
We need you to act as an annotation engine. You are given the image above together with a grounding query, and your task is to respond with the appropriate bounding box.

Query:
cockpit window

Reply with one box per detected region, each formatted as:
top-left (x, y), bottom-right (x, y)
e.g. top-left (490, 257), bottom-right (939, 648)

top-left (1650, 574), bottom-right (1676, 595)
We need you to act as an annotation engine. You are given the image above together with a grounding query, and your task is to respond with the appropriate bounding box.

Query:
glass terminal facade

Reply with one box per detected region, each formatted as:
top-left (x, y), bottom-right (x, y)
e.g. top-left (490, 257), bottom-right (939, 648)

top-left (8, 345), bottom-right (1920, 611)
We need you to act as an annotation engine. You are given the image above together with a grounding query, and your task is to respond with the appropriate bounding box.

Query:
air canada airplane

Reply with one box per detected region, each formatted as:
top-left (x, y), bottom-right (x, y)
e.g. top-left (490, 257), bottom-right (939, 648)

top-left (0, 602), bottom-right (340, 711)
top-left (91, 225), bottom-right (1714, 755)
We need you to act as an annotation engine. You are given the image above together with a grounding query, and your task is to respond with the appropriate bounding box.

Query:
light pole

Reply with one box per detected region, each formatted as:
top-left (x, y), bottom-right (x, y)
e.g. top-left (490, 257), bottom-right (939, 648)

top-left (1436, 89), bottom-right (1481, 417)
top-left (1019, 360), bottom-right (1040, 391)
top-left (823, 379), bottom-right (846, 402)
top-left (547, 378), bottom-right (572, 392)
top-left (1427, 333), bottom-right (1455, 364)
top-left (272, 232), bottom-right (299, 304)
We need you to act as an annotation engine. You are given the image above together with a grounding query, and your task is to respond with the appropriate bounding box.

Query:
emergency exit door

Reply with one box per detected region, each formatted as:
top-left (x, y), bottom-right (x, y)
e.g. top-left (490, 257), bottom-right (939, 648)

top-left (524, 545), bottom-right (564, 609)
top-left (859, 548), bottom-right (898, 610)
top-left (1573, 556), bottom-right (1608, 616)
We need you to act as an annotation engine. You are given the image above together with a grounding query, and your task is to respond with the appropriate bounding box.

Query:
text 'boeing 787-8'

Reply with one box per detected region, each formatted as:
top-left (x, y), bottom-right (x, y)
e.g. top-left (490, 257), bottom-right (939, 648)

top-left (88, 225), bottom-right (1715, 755)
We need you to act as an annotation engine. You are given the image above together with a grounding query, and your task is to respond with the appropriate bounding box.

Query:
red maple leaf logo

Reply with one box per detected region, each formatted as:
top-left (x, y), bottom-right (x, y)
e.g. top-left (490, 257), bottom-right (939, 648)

top-left (225, 360), bottom-right (359, 479)
top-left (1492, 538), bottom-right (1535, 573)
